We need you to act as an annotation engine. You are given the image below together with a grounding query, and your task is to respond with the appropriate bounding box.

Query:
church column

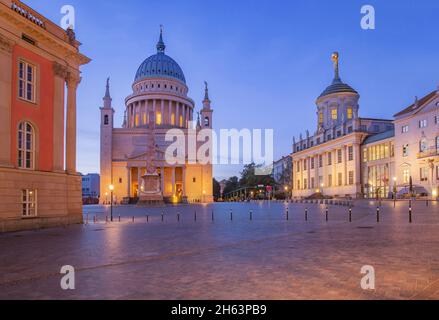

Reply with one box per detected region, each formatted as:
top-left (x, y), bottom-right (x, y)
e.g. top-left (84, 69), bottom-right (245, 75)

top-left (182, 166), bottom-right (186, 197)
top-left (168, 100), bottom-right (172, 125)
top-left (66, 72), bottom-right (81, 174)
top-left (152, 99), bottom-right (156, 127)
top-left (127, 167), bottom-right (131, 197)
top-left (171, 167), bottom-right (176, 195)
top-left (176, 102), bottom-right (180, 127)
top-left (161, 100), bottom-right (164, 125)
top-left (160, 166), bottom-right (165, 194)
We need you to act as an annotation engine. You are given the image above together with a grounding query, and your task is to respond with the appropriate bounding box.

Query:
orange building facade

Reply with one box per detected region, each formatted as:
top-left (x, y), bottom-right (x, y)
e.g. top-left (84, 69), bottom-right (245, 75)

top-left (0, 0), bottom-right (90, 232)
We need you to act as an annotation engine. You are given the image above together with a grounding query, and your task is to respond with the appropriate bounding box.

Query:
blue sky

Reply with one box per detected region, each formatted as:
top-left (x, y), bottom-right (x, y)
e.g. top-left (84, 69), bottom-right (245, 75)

top-left (26, 0), bottom-right (439, 180)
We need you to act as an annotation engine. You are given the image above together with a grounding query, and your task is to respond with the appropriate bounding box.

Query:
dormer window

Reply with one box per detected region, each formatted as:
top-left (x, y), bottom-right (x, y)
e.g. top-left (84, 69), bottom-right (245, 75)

top-left (347, 107), bottom-right (353, 119)
top-left (331, 109), bottom-right (338, 120)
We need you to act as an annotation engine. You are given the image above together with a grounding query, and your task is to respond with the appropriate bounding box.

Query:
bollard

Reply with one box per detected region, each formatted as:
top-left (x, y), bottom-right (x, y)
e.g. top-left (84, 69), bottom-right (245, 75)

top-left (286, 209), bottom-right (289, 221)
top-left (230, 210), bottom-right (233, 221)
top-left (305, 208), bottom-right (308, 222)
top-left (161, 213), bottom-right (164, 222)
top-left (106, 216), bottom-right (108, 223)
top-left (132, 216), bottom-right (135, 223)
top-left (146, 215), bottom-right (149, 223)
top-left (426, 200), bottom-right (429, 207)
top-left (394, 198), bottom-right (396, 208)
top-left (376, 207), bottom-right (380, 223)
top-left (212, 211), bottom-right (214, 222)
top-left (118, 215), bottom-right (121, 222)
top-left (194, 211), bottom-right (197, 222)
top-left (177, 213), bottom-right (180, 222)
top-left (86, 214), bottom-right (89, 225)
top-left (409, 206), bottom-right (412, 223)
top-left (93, 216), bottom-right (96, 223)
top-left (326, 208), bottom-right (329, 222)
top-left (349, 207), bottom-right (352, 223)
top-left (250, 210), bottom-right (253, 221)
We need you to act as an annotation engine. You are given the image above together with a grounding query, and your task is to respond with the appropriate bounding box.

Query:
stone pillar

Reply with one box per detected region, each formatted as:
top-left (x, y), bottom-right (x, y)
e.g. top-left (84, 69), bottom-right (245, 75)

top-left (168, 100), bottom-right (172, 125)
top-left (152, 99), bottom-right (156, 127)
top-left (52, 62), bottom-right (68, 172)
top-left (0, 35), bottom-right (14, 167)
top-left (127, 167), bottom-right (131, 197)
top-left (182, 105), bottom-right (186, 128)
top-left (177, 103), bottom-right (181, 127)
top-left (172, 167), bottom-right (176, 195)
top-left (161, 100), bottom-right (165, 125)
top-left (137, 167), bottom-right (142, 194)
top-left (161, 166), bottom-right (165, 194)
top-left (66, 72), bottom-right (81, 174)
top-left (182, 166), bottom-right (186, 196)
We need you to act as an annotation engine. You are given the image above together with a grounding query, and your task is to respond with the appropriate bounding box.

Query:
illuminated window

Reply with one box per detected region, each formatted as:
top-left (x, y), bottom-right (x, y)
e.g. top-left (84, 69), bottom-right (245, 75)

top-left (18, 121), bottom-right (35, 170)
top-left (18, 60), bottom-right (36, 103)
top-left (348, 146), bottom-right (354, 161)
top-left (179, 115), bottom-right (183, 127)
top-left (156, 112), bottom-right (162, 125)
top-left (403, 169), bottom-right (410, 184)
top-left (143, 113), bottom-right (147, 125)
top-left (348, 171), bottom-right (354, 185)
top-left (347, 107), bottom-right (353, 120)
top-left (331, 109), bottom-right (338, 120)
top-left (22, 189), bottom-right (37, 217)
top-left (171, 113), bottom-right (175, 125)
top-left (135, 115), bottom-right (139, 126)
top-left (318, 112), bottom-right (323, 125)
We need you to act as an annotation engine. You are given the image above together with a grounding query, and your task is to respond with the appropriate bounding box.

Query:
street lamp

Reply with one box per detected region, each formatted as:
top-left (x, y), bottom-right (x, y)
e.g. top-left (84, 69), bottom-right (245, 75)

top-left (320, 183), bottom-right (324, 196)
top-left (109, 184), bottom-right (114, 222)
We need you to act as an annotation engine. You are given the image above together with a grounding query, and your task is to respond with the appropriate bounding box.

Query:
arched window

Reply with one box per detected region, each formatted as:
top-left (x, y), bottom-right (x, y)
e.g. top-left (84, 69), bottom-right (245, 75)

top-left (18, 121), bottom-right (35, 169)
top-left (204, 117), bottom-right (210, 127)
top-left (104, 115), bottom-right (109, 125)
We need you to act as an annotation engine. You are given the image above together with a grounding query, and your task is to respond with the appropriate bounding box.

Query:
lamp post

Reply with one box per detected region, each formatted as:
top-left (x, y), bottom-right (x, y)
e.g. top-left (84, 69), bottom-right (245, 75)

top-left (284, 186), bottom-right (289, 200)
top-left (109, 184), bottom-right (114, 222)
top-left (320, 183), bottom-right (324, 197)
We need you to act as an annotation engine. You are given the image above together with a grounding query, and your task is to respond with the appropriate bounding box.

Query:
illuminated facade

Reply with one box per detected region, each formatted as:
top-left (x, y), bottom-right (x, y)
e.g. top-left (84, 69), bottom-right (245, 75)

top-left (0, 0), bottom-right (90, 232)
top-left (100, 31), bottom-right (214, 204)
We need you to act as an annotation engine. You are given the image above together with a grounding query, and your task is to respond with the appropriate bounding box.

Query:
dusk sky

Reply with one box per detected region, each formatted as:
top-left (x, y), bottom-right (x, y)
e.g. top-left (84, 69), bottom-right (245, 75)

top-left (26, 0), bottom-right (439, 180)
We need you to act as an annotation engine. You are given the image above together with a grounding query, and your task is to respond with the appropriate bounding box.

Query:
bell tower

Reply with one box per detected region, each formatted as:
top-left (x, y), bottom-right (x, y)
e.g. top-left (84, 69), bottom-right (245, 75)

top-left (201, 81), bottom-right (213, 129)
top-left (100, 78), bottom-right (115, 203)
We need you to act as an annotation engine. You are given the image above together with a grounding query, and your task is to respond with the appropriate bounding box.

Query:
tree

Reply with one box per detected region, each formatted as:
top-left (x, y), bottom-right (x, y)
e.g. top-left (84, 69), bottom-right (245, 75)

top-left (213, 178), bottom-right (221, 201)
top-left (222, 176), bottom-right (239, 196)
top-left (239, 163), bottom-right (275, 188)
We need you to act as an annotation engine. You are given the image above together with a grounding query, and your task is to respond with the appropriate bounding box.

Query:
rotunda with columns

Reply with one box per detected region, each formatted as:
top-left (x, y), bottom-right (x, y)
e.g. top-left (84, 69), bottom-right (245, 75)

top-left (100, 30), bottom-right (214, 204)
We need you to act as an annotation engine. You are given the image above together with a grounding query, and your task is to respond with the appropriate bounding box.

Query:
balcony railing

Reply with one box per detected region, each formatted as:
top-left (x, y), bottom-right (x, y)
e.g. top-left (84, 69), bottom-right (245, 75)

top-left (417, 147), bottom-right (439, 159)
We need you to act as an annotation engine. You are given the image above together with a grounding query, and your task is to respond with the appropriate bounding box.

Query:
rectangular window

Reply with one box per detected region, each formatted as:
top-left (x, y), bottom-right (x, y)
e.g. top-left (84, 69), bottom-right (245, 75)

top-left (331, 109), bottom-right (338, 120)
top-left (311, 157), bottom-right (315, 170)
top-left (338, 173), bottom-right (343, 186)
top-left (348, 146), bottom-right (354, 161)
top-left (337, 149), bottom-right (342, 163)
top-left (311, 177), bottom-right (315, 189)
top-left (328, 174), bottom-right (332, 187)
top-left (402, 125), bottom-right (409, 133)
top-left (420, 167), bottom-right (428, 182)
top-left (347, 107), bottom-right (353, 120)
top-left (419, 119), bottom-right (428, 128)
top-left (319, 112), bottom-right (323, 125)
top-left (403, 144), bottom-right (409, 157)
top-left (327, 152), bottom-right (332, 166)
top-left (303, 179), bottom-right (308, 190)
top-left (297, 180), bottom-right (301, 190)
top-left (319, 155), bottom-right (323, 168)
top-left (18, 60), bottom-right (36, 103)
top-left (363, 148), bottom-right (368, 162)
top-left (348, 171), bottom-right (354, 185)
top-left (156, 112), bottom-right (162, 125)
top-left (22, 189), bottom-right (37, 217)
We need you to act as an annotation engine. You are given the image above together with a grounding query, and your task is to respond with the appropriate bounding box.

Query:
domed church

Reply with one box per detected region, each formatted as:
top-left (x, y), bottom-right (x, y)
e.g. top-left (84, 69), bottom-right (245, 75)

top-left (100, 29), bottom-right (214, 204)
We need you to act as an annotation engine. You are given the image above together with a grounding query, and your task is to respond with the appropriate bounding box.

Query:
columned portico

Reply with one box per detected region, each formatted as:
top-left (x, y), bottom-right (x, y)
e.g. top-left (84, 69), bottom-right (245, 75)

top-left (66, 73), bottom-right (81, 174)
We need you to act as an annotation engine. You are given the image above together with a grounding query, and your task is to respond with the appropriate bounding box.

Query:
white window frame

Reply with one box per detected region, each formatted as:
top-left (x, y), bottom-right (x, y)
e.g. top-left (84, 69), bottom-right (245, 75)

top-left (18, 60), bottom-right (36, 103)
top-left (419, 119), bottom-right (427, 128)
top-left (18, 121), bottom-right (35, 170)
top-left (401, 125), bottom-right (409, 133)
top-left (22, 189), bottom-right (37, 217)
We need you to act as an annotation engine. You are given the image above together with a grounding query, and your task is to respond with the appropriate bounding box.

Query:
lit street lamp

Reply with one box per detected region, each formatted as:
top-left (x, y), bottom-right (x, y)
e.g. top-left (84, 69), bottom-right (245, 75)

top-left (109, 184), bottom-right (115, 222)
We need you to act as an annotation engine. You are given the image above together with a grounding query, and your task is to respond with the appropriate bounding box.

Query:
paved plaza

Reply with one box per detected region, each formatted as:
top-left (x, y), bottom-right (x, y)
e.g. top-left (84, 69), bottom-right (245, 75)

top-left (0, 201), bottom-right (438, 300)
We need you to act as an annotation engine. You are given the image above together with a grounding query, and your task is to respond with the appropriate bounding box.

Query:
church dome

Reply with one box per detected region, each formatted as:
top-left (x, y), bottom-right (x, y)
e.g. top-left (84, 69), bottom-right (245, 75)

top-left (134, 30), bottom-right (186, 84)
top-left (319, 78), bottom-right (358, 98)
top-left (318, 52), bottom-right (358, 99)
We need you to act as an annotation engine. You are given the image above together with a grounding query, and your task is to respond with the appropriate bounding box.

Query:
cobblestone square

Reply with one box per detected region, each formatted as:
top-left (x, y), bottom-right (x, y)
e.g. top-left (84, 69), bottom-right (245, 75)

top-left (0, 200), bottom-right (438, 300)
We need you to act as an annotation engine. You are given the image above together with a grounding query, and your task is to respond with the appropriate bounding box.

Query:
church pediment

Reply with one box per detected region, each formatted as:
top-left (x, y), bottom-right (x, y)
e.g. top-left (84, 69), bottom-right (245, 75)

top-left (126, 148), bottom-right (165, 161)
